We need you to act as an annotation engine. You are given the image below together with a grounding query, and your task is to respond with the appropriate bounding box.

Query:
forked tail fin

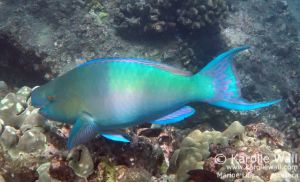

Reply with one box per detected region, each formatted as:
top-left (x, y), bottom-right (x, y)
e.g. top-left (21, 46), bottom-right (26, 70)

top-left (198, 46), bottom-right (281, 111)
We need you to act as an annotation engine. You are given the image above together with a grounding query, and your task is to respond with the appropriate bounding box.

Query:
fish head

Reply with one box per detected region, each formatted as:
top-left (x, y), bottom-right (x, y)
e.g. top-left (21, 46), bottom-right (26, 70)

top-left (31, 82), bottom-right (79, 124)
top-left (31, 84), bottom-right (55, 108)
top-left (38, 100), bottom-right (77, 124)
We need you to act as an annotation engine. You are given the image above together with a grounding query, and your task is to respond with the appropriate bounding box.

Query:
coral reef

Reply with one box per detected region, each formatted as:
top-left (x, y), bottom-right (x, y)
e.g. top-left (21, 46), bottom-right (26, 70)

top-left (168, 121), bottom-right (241, 181)
top-left (221, 0), bottom-right (299, 116)
top-left (113, 0), bottom-right (228, 34)
top-left (217, 0), bottom-right (300, 156)
top-left (49, 157), bottom-right (76, 181)
top-left (0, 81), bottom-right (8, 93)
top-left (286, 91), bottom-right (300, 119)
top-left (0, 0), bottom-right (298, 129)
top-left (186, 169), bottom-right (225, 182)
top-left (0, 87), bottom-right (172, 181)
top-left (0, 86), bottom-right (54, 181)
top-left (169, 121), bottom-right (299, 182)
top-left (271, 90), bottom-right (300, 150)
top-left (0, 0), bottom-right (300, 181)
top-left (0, 0), bottom-right (297, 139)
top-left (0, 0), bottom-right (166, 81)
top-left (0, 87), bottom-right (298, 182)
top-left (67, 145), bottom-right (94, 178)
top-left (161, 37), bottom-right (199, 72)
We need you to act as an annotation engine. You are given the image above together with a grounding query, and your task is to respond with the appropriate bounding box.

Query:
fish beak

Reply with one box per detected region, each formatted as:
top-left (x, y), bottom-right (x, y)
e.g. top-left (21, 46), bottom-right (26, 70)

top-left (31, 87), bottom-right (50, 108)
top-left (38, 107), bottom-right (48, 117)
top-left (32, 86), bottom-right (40, 91)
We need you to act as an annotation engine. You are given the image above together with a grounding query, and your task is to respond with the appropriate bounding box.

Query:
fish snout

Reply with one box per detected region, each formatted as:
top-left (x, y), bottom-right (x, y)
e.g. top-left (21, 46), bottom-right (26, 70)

top-left (31, 86), bottom-right (50, 108)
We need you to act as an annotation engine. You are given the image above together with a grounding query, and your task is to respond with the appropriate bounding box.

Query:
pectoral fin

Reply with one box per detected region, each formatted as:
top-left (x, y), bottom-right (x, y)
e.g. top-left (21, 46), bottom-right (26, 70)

top-left (67, 113), bottom-right (98, 149)
top-left (150, 106), bottom-right (195, 125)
top-left (101, 133), bottom-right (130, 143)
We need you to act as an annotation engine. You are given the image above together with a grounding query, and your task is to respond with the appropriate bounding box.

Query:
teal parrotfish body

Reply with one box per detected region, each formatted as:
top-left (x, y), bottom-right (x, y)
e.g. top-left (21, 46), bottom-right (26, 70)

top-left (31, 46), bottom-right (281, 149)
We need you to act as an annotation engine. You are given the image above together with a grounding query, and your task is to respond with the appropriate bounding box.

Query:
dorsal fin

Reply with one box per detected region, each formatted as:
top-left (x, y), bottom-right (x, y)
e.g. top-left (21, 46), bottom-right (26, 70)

top-left (77, 58), bottom-right (193, 76)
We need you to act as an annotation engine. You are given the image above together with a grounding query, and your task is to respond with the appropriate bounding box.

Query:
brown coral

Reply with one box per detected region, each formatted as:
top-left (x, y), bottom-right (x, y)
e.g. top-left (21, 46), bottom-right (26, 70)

top-left (113, 0), bottom-right (228, 35)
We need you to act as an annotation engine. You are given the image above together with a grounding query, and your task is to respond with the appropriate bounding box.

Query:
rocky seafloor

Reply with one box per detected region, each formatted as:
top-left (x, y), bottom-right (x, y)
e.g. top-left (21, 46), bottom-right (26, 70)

top-left (0, 0), bottom-right (300, 181)
top-left (0, 87), bottom-right (299, 182)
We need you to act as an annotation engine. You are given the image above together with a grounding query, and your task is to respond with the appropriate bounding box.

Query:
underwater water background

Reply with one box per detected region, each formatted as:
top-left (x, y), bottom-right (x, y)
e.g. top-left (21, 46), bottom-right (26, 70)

top-left (0, 0), bottom-right (300, 181)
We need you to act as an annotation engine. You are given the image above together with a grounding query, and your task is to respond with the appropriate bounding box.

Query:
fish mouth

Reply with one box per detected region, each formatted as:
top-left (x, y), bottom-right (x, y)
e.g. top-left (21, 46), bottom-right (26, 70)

top-left (31, 87), bottom-right (50, 109)
top-left (31, 97), bottom-right (48, 109)
top-left (33, 101), bottom-right (49, 117)
top-left (38, 106), bottom-right (48, 117)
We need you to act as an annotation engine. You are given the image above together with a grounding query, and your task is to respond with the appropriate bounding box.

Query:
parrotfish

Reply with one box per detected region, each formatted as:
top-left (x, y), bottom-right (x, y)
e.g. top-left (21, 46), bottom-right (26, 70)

top-left (31, 46), bottom-right (281, 149)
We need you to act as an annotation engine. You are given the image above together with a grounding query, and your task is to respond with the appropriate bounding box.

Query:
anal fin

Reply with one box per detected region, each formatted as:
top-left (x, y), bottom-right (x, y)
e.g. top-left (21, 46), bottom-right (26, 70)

top-left (101, 133), bottom-right (130, 143)
top-left (150, 106), bottom-right (195, 125)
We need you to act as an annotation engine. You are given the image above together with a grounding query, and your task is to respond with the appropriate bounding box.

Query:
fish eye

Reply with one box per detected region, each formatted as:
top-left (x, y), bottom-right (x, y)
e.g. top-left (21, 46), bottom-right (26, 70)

top-left (47, 95), bottom-right (55, 101)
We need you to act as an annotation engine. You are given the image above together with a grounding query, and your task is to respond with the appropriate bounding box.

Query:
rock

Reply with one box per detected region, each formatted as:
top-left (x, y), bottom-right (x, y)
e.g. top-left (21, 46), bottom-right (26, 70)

top-left (169, 127), bottom-right (229, 181)
top-left (117, 167), bottom-right (152, 182)
top-left (0, 87), bottom-right (63, 181)
top-left (113, 0), bottom-right (228, 35)
top-left (0, 81), bottom-right (8, 91)
top-left (97, 159), bottom-right (116, 182)
top-left (175, 147), bottom-right (204, 182)
top-left (1, 168), bottom-right (38, 182)
top-left (0, 87), bottom-right (54, 163)
top-left (67, 145), bottom-right (94, 178)
top-left (168, 121), bottom-right (299, 182)
top-left (151, 174), bottom-right (176, 182)
top-left (218, 158), bottom-right (242, 181)
top-left (137, 128), bottom-right (163, 137)
top-left (275, 0), bottom-right (288, 12)
top-left (86, 135), bottom-right (165, 176)
top-left (270, 169), bottom-right (298, 182)
top-left (0, 175), bottom-right (5, 182)
top-left (19, 109), bottom-right (47, 133)
top-left (0, 126), bottom-right (18, 148)
top-left (36, 163), bottom-right (60, 182)
top-left (286, 91), bottom-right (300, 119)
top-left (49, 157), bottom-right (76, 181)
top-left (222, 121), bottom-right (245, 139)
top-left (246, 122), bottom-right (284, 147)
top-left (0, 88), bottom-right (30, 128)
top-left (186, 169), bottom-right (224, 182)
top-left (235, 175), bottom-right (264, 182)
top-left (0, 119), bottom-right (4, 135)
top-left (15, 127), bottom-right (47, 153)
top-left (0, 0), bottom-right (158, 80)
top-left (16, 86), bottom-right (32, 102)
top-left (220, 0), bottom-right (299, 136)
